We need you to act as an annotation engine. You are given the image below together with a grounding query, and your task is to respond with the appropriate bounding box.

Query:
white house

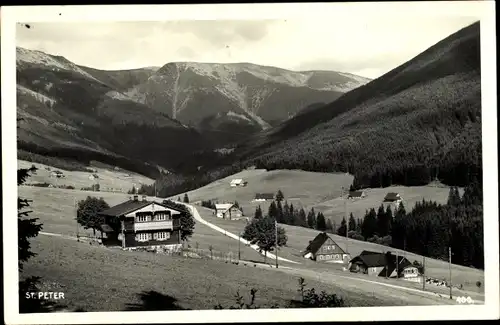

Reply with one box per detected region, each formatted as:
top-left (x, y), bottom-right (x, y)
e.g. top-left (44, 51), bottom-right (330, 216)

top-left (230, 179), bottom-right (247, 187)
top-left (215, 203), bottom-right (243, 220)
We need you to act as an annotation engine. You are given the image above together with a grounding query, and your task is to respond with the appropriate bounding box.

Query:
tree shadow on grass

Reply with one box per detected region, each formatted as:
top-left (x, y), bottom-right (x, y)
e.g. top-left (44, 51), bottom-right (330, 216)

top-left (125, 290), bottom-right (190, 311)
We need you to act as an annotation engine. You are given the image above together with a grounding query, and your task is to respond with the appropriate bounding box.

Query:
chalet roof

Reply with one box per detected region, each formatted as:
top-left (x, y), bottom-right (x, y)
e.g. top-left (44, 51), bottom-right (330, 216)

top-left (384, 192), bottom-right (401, 201)
top-left (350, 250), bottom-right (412, 270)
top-left (255, 193), bottom-right (274, 200)
top-left (230, 178), bottom-right (243, 184)
top-left (349, 191), bottom-right (365, 197)
top-left (99, 200), bottom-right (181, 217)
top-left (304, 232), bottom-right (345, 255)
top-left (215, 203), bottom-right (235, 212)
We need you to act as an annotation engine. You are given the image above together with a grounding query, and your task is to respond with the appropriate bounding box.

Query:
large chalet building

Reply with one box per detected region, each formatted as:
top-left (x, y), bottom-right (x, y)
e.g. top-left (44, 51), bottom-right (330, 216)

top-left (302, 232), bottom-right (350, 263)
top-left (99, 195), bottom-right (183, 250)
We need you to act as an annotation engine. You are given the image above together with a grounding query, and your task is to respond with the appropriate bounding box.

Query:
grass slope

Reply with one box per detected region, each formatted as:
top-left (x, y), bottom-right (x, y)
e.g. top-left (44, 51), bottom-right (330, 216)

top-left (173, 169), bottom-right (460, 225)
top-left (22, 234), bottom-right (453, 312)
top-left (18, 160), bottom-right (154, 192)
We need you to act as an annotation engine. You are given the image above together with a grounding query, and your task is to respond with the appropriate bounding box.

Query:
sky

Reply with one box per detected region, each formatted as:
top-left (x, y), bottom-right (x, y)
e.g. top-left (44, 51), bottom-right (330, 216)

top-left (16, 16), bottom-right (480, 79)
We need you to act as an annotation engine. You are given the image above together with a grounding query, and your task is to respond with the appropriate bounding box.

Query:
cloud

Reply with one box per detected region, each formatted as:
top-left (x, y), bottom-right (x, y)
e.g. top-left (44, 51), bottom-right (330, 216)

top-left (159, 20), bottom-right (276, 47)
top-left (15, 15), bottom-right (480, 78)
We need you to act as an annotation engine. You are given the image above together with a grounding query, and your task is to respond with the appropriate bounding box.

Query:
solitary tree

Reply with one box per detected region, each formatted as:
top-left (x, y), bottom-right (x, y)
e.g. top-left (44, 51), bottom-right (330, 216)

top-left (276, 190), bottom-right (285, 202)
top-left (242, 215), bottom-right (287, 263)
top-left (76, 196), bottom-right (110, 237)
top-left (183, 193), bottom-right (190, 203)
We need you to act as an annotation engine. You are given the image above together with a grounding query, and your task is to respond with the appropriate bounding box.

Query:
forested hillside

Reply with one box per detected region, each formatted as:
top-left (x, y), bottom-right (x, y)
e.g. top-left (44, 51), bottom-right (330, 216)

top-left (237, 22), bottom-right (482, 190)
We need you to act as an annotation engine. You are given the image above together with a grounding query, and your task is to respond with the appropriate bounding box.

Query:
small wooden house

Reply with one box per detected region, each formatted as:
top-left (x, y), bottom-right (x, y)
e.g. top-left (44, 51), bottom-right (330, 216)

top-left (348, 190), bottom-right (366, 199)
top-left (215, 203), bottom-right (243, 220)
top-left (302, 232), bottom-right (350, 263)
top-left (253, 193), bottom-right (275, 202)
top-left (98, 195), bottom-right (183, 250)
top-left (384, 192), bottom-right (402, 203)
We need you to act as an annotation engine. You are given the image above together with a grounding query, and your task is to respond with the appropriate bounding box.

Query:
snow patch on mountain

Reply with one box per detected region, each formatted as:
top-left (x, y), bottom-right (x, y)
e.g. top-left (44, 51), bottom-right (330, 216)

top-left (226, 111), bottom-right (252, 123)
top-left (338, 72), bottom-right (372, 84)
top-left (17, 85), bottom-right (56, 107)
top-left (17, 47), bottom-right (102, 83)
top-left (106, 90), bottom-right (132, 101)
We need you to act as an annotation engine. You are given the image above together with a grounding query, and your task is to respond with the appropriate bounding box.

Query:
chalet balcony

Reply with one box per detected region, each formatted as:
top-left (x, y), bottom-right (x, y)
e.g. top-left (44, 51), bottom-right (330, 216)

top-left (134, 220), bottom-right (174, 231)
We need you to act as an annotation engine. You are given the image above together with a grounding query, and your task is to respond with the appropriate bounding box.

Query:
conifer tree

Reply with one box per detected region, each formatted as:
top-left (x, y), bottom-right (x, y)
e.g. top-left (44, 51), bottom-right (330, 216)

top-left (348, 213), bottom-right (356, 232)
top-left (268, 201), bottom-right (278, 220)
top-left (298, 208), bottom-right (308, 227)
top-left (362, 208), bottom-right (377, 239)
top-left (337, 217), bottom-right (347, 237)
top-left (316, 212), bottom-right (327, 231)
top-left (307, 208), bottom-right (316, 229)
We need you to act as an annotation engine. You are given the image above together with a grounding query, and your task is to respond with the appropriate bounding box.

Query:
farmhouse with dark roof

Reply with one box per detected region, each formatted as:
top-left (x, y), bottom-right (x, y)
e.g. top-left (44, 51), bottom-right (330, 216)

top-left (348, 250), bottom-right (421, 281)
top-left (302, 232), bottom-right (350, 263)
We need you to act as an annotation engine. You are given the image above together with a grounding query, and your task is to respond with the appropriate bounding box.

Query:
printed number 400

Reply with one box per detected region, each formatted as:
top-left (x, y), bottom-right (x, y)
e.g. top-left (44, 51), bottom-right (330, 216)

top-left (456, 296), bottom-right (474, 304)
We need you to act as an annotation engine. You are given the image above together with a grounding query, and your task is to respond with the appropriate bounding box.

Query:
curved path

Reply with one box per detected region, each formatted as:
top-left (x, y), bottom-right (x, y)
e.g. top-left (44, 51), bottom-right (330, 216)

top-left (179, 202), bottom-right (300, 264)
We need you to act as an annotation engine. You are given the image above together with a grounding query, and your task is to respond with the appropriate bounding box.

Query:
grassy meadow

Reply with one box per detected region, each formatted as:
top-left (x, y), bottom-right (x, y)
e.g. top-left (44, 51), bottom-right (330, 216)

top-left (174, 168), bottom-right (462, 225)
top-left (18, 159), bottom-right (154, 193)
top-left (17, 186), bottom-right (265, 263)
top-left (22, 234), bottom-right (457, 311)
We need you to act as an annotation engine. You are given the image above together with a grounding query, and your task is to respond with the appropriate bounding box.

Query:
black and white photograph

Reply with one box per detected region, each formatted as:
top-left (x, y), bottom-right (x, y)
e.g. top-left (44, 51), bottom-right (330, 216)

top-left (2, 2), bottom-right (498, 324)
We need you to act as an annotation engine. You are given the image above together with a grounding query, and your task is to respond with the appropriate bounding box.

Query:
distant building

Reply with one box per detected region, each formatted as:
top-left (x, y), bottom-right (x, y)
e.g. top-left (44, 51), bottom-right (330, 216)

top-left (348, 190), bottom-right (366, 199)
top-left (215, 203), bottom-right (243, 220)
top-left (383, 192), bottom-right (403, 207)
top-left (253, 193), bottom-right (274, 202)
top-left (302, 232), bottom-right (350, 263)
top-left (50, 170), bottom-right (64, 178)
top-left (230, 178), bottom-right (247, 187)
top-left (348, 251), bottom-right (420, 281)
top-left (89, 174), bottom-right (99, 180)
top-left (98, 195), bottom-right (183, 250)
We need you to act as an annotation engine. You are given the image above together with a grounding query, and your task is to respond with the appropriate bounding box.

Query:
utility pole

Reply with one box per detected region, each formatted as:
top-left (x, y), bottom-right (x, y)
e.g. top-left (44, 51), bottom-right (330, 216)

top-left (238, 232), bottom-right (241, 263)
top-left (449, 247), bottom-right (452, 299)
top-left (275, 218), bottom-right (279, 269)
top-left (75, 197), bottom-right (79, 240)
top-left (422, 255), bottom-right (426, 291)
top-left (342, 187), bottom-right (348, 253)
top-left (396, 250), bottom-right (399, 279)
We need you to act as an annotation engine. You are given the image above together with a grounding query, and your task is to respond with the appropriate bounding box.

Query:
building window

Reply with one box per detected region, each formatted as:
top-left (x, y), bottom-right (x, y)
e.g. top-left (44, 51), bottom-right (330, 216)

top-left (136, 233), bottom-right (151, 242)
top-left (136, 214), bottom-right (150, 222)
top-left (154, 232), bottom-right (170, 241)
top-left (155, 212), bottom-right (167, 221)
